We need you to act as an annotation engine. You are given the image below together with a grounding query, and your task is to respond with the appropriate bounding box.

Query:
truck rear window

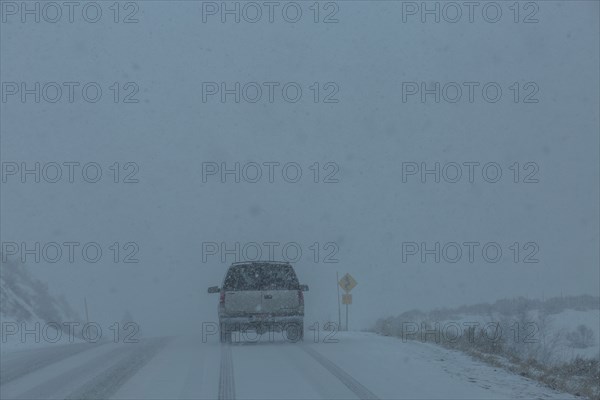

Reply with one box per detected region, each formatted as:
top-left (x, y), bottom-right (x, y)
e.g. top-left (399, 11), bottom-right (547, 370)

top-left (223, 264), bottom-right (299, 291)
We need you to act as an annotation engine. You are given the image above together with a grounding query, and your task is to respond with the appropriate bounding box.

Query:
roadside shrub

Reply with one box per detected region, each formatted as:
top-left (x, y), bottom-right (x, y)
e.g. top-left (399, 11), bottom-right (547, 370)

top-left (566, 324), bottom-right (596, 349)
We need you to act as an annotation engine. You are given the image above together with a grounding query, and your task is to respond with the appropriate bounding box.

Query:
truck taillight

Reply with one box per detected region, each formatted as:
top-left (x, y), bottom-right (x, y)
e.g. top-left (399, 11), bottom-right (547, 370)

top-left (298, 290), bottom-right (304, 305)
top-left (219, 291), bottom-right (225, 304)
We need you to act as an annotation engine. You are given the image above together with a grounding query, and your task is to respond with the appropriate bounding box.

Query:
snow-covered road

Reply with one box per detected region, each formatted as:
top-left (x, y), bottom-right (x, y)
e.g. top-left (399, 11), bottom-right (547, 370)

top-left (0, 332), bottom-right (576, 399)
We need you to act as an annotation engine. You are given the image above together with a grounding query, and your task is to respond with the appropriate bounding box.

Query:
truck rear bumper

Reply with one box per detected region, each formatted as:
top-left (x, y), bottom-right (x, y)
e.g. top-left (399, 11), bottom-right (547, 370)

top-left (219, 315), bottom-right (303, 332)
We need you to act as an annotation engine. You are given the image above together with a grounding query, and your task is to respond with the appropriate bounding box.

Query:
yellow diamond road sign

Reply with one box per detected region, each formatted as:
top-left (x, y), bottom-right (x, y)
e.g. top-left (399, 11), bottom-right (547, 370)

top-left (339, 273), bottom-right (357, 292)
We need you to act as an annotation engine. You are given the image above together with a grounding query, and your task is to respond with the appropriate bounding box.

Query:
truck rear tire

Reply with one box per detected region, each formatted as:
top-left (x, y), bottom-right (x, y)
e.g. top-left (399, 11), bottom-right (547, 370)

top-left (285, 322), bottom-right (304, 342)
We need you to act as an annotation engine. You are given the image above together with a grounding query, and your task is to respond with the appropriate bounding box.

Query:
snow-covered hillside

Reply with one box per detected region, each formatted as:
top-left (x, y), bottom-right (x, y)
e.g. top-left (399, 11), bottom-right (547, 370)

top-left (1, 257), bottom-right (82, 349)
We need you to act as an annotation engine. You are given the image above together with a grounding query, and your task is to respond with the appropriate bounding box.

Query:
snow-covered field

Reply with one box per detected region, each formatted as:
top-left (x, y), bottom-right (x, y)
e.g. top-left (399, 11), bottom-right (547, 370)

top-left (373, 298), bottom-right (600, 398)
top-left (417, 308), bottom-right (600, 364)
top-left (534, 309), bottom-right (600, 362)
top-left (0, 331), bottom-right (578, 399)
top-left (375, 297), bottom-right (600, 366)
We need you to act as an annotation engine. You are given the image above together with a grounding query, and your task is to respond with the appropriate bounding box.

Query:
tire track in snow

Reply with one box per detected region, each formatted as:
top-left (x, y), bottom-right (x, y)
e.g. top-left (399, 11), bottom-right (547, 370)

top-left (218, 344), bottom-right (236, 400)
top-left (65, 337), bottom-right (170, 400)
top-left (11, 338), bottom-right (168, 400)
top-left (0, 342), bottom-right (105, 385)
top-left (12, 345), bottom-right (133, 399)
top-left (301, 345), bottom-right (379, 400)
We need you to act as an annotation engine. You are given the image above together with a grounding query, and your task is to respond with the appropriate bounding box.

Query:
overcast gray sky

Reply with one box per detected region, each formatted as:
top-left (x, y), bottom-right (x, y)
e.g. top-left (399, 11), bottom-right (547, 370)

top-left (1, 1), bottom-right (598, 335)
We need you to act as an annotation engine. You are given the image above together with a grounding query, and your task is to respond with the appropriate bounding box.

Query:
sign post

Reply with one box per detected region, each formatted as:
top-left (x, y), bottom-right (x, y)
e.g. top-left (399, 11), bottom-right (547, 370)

top-left (338, 273), bottom-right (357, 331)
top-left (336, 272), bottom-right (341, 330)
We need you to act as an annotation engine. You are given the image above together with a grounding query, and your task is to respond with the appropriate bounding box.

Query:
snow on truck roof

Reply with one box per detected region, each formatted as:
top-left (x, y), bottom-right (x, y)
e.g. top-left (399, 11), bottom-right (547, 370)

top-left (230, 261), bottom-right (291, 266)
